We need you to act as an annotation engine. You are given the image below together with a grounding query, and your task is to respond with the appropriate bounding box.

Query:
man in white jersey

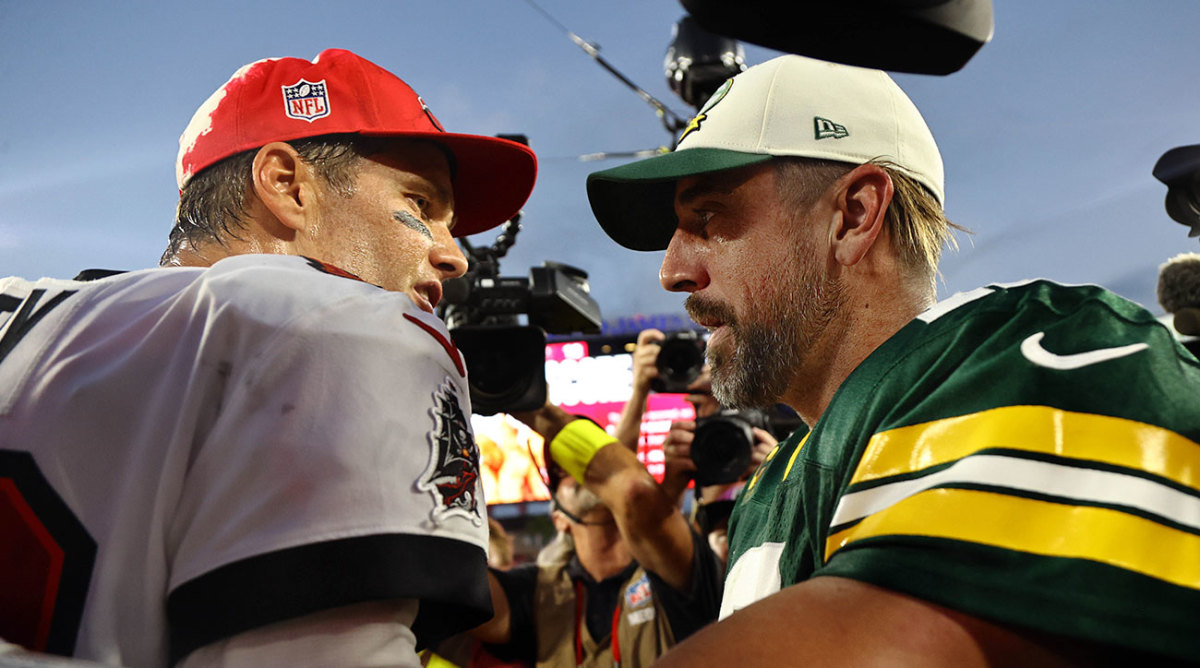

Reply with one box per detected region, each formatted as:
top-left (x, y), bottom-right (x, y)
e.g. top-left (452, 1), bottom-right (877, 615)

top-left (0, 48), bottom-right (536, 667)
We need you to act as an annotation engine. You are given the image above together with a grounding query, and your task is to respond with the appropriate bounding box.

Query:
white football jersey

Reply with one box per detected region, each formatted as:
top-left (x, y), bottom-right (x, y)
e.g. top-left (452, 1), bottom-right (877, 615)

top-left (0, 254), bottom-right (490, 667)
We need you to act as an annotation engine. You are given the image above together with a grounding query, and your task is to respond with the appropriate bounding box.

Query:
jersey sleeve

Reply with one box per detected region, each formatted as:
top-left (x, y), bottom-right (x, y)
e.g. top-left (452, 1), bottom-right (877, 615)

top-left (643, 527), bottom-right (724, 642)
top-left (482, 564), bottom-right (539, 662)
top-left (816, 282), bottom-right (1200, 660)
top-left (162, 260), bottom-right (490, 663)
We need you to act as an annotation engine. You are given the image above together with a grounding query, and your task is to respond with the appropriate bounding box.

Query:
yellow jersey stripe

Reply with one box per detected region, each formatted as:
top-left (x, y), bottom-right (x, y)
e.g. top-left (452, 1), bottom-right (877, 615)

top-left (850, 405), bottom-right (1200, 490)
top-left (825, 487), bottom-right (1200, 590)
top-left (782, 430), bottom-right (810, 481)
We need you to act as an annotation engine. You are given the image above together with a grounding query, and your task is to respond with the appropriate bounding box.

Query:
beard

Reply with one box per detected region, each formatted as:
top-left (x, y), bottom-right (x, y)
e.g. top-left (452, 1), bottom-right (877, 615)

top-left (686, 242), bottom-right (844, 409)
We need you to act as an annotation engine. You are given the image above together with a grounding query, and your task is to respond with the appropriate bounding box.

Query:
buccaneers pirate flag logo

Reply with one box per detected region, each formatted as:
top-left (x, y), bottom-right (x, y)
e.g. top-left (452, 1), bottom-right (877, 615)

top-left (419, 379), bottom-right (484, 526)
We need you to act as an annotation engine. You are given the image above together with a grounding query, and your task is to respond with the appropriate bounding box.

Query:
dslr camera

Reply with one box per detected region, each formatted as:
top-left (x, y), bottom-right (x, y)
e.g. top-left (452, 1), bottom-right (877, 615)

top-left (690, 407), bottom-right (771, 486)
top-left (650, 330), bottom-right (707, 393)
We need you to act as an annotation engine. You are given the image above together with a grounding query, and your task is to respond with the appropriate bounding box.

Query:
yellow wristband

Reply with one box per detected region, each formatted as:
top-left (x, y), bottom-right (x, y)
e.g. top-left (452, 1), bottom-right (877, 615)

top-left (549, 419), bottom-right (615, 483)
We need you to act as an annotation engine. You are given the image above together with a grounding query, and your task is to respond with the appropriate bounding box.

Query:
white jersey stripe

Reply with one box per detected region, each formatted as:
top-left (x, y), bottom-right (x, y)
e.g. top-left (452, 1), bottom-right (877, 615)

top-left (831, 453), bottom-right (1200, 532)
top-left (916, 286), bottom-right (993, 323)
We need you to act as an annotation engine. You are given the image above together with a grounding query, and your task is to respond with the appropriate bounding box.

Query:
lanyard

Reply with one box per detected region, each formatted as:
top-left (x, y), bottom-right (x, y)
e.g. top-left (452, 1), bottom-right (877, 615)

top-left (573, 580), bottom-right (622, 668)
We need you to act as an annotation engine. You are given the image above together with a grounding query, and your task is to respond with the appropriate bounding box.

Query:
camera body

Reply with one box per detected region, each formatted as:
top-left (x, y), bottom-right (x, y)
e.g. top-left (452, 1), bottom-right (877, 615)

top-left (691, 407), bottom-right (771, 486)
top-left (1153, 144), bottom-right (1200, 238)
top-left (651, 330), bottom-right (707, 393)
top-left (439, 218), bottom-right (602, 415)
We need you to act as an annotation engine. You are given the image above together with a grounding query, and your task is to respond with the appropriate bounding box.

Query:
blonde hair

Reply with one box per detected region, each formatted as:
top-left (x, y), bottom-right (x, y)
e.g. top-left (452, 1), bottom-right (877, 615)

top-left (876, 160), bottom-right (965, 287)
top-left (774, 157), bottom-right (966, 288)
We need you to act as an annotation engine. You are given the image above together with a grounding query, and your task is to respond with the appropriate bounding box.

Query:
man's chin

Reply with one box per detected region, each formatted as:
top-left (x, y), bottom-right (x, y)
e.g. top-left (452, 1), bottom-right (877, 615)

top-left (710, 358), bottom-right (777, 410)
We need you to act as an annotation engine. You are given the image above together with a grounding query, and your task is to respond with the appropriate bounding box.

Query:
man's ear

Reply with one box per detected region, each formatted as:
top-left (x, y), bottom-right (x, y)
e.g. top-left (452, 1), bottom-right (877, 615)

top-left (828, 163), bottom-right (893, 267)
top-left (250, 142), bottom-right (317, 235)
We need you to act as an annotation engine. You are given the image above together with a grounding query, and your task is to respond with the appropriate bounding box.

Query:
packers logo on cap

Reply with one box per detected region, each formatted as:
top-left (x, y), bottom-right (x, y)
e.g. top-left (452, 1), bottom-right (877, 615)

top-left (680, 78), bottom-right (734, 143)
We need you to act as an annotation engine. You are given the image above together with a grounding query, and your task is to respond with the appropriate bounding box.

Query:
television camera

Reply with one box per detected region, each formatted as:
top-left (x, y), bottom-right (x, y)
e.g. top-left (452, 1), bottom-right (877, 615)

top-left (438, 210), bottom-right (602, 416)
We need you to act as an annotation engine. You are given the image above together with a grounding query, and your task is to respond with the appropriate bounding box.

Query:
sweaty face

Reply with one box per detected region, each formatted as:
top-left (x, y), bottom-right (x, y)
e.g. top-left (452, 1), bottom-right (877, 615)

top-left (662, 163), bottom-right (845, 409)
top-left (304, 140), bottom-right (467, 311)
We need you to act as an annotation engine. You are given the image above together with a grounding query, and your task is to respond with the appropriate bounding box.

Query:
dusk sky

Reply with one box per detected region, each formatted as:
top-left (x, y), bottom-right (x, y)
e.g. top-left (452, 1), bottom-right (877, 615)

top-left (4, 1), bottom-right (1200, 330)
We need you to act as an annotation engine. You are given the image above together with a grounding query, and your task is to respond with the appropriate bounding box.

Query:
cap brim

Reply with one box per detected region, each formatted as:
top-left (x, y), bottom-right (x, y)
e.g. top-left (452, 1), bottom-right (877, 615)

top-left (587, 148), bottom-right (772, 251)
top-left (364, 131), bottom-right (537, 238)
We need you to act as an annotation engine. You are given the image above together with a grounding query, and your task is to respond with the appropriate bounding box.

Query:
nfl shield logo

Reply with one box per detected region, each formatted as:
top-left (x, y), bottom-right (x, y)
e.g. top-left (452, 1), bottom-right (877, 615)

top-left (281, 78), bottom-right (331, 122)
top-left (625, 573), bottom-right (652, 608)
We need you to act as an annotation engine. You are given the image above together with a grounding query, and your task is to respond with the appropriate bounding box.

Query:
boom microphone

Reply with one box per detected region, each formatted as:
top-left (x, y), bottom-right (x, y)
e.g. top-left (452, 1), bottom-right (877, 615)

top-left (1157, 252), bottom-right (1200, 337)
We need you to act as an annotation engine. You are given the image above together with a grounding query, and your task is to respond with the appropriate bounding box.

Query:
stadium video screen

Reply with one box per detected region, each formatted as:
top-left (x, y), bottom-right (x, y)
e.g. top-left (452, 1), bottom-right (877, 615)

top-left (472, 337), bottom-right (696, 506)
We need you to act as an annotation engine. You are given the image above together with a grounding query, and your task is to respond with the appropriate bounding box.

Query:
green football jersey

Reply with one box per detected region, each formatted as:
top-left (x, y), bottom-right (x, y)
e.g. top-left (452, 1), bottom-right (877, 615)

top-left (722, 280), bottom-right (1200, 661)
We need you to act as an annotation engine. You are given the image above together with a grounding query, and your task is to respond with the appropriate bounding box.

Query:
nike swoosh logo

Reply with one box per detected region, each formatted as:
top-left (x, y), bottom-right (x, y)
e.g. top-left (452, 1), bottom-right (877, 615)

top-left (1020, 332), bottom-right (1149, 370)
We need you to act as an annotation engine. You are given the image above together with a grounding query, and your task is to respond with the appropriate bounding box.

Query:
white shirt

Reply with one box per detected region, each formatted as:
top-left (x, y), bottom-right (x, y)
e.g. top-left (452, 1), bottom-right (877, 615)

top-left (0, 255), bottom-right (490, 667)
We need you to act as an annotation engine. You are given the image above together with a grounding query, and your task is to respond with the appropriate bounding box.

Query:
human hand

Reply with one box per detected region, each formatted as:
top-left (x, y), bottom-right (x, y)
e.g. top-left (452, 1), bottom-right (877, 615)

top-left (747, 427), bottom-right (778, 471)
top-left (660, 419), bottom-right (698, 501)
top-left (631, 328), bottom-right (665, 395)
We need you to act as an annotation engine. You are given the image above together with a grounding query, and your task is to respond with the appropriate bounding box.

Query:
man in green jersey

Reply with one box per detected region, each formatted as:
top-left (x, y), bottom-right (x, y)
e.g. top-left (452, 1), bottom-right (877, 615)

top-left (584, 54), bottom-right (1200, 665)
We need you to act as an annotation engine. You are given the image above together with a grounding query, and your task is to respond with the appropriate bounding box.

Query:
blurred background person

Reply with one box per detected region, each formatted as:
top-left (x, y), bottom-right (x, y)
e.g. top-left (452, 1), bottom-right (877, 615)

top-left (424, 518), bottom-right (527, 668)
top-left (468, 401), bottom-right (722, 667)
top-left (488, 517), bottom-right (517, 571)
top-left (616, 328), bottom-right (782, 564)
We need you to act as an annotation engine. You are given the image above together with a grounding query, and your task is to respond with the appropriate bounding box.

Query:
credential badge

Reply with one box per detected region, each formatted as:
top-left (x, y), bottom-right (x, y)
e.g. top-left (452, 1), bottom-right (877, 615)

top-left (281, 78), bottom-right (331, 122)
top-left (625, 572), bottom-right (652, 609)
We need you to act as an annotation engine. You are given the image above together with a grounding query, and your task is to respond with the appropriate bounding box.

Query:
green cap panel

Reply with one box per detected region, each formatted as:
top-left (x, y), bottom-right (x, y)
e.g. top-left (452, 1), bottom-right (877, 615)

top-left (586, 149), bottom-right (772, 251)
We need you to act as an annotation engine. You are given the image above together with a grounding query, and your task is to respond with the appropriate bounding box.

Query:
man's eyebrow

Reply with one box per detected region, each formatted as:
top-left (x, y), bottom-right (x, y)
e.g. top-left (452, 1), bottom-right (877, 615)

top-left (394, 210), bottom-right (433, 239)
top-left (411, 174), bottom-right (454, 231)
top-left (676, 178), bottom-right (736, 206)
top-left (427, 180), bottom-right (453, 209)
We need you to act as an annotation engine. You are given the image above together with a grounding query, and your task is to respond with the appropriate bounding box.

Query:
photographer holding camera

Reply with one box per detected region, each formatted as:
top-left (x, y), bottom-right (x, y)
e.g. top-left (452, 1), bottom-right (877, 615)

top-left (616, 329), bottom-right (778, 564)
top-left (467, 393), bottom-right (722, 667)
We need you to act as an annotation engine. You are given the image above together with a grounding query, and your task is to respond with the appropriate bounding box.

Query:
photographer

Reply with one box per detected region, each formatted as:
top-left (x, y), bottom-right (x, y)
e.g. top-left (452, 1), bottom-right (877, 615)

top-left (469, 400), bottom-right (722, 667)
top-left (665, 367), bottom-right (776, 564)
top-left (616, 329), bottom-right (776, 562)
top-left (612, 328), bottom-right (669, 453)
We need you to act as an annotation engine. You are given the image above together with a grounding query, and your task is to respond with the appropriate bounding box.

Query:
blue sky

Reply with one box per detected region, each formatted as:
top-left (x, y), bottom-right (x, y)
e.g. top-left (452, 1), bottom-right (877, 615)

top-left (3, 1), bottom-right (1199, 326)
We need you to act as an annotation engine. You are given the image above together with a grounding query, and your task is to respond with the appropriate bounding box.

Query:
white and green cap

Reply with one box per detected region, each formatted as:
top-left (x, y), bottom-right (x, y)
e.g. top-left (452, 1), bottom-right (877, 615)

top-left (587, 54), bottom-right (945, 251)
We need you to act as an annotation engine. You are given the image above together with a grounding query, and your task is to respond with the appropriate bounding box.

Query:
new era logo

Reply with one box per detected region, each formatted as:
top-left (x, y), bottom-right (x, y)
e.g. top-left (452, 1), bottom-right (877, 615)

top-left (814, 117), bottom-right (848, 140)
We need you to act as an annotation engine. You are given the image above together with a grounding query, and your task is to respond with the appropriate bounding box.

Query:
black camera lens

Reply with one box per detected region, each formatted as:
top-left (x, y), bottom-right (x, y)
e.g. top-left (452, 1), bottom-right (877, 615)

top-left (691, 412), bottom-right (756, 486)
top-left (451, 325), bottom-right (547, 415)
top-left (691, 407), bottom-right (775, 486)
top-left (651, 330), bottom-right (706, 393)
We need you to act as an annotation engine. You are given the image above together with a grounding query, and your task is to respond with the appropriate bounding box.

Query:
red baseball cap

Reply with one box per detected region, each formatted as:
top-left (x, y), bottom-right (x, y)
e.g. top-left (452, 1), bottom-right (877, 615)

top-left (176, 48), bottom-right (537, 238)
